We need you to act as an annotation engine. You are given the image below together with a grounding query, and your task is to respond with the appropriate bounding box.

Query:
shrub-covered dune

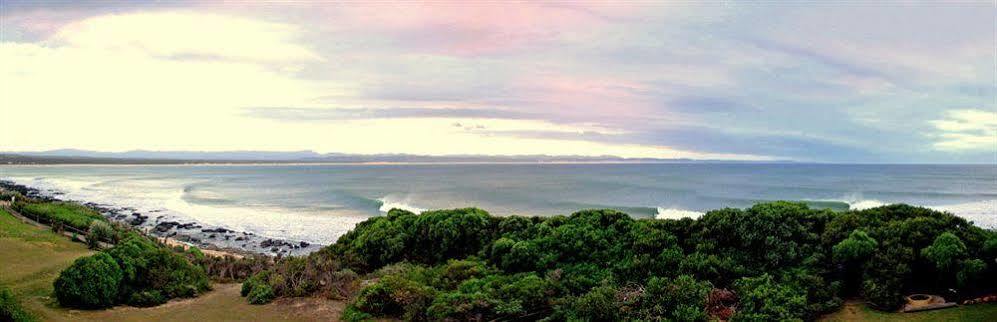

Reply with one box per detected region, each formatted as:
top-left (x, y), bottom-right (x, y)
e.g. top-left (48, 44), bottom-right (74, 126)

top-left (53, 234), bottom-right (212, 309)
top-left (243, 202), bottom-right (997, 321)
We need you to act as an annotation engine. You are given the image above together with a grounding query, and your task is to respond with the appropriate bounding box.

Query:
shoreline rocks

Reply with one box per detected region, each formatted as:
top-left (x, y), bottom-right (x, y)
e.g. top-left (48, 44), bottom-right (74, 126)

top-left (0, 180), bottom-right (322, 256)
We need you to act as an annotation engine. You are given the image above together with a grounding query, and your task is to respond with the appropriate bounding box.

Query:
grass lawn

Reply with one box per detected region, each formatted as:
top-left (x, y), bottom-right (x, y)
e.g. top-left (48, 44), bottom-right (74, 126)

top-left (0, 208), bottom-right (342, 322)
top-left (0, 207), bottom-right (93, 321)
top-left (820, 300), bottom-right (997, 322)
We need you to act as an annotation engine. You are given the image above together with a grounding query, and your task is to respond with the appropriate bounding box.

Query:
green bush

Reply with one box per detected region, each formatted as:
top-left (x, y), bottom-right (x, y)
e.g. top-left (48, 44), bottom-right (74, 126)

top-left (53, 252), bottom-right (123, 309)
top-left (636, 275), bottom-right (711, 321)
top-left (861, 244), bottom-right (913, 310)
top-left (105, 235), bottom-right (211, 302)
top-left (86, 220), bottom-right (115, 249)
top-left (241, 272), bottom-right (268, 297)
top-left (564, 285), bottom-right (620, 321)
top-left (186, 246), bottom-right (206, 261)
top-left (247, 283), bottom-right (275, 305)
top-left (127, 290), bottom-right (166, 307)
top-left (241, 271), bottom-right (279, 305)
top-left (832, 229), bottom-right (877, 263)
top-left (54, 234), bottom-right (210, 309)
top-left (352, 274), bottom-right (435, 320)
top-left (252, 203), bottom-right (997, 320)
top-left (342, 305), bottom-right (375, 322)
top-left (921, 232), bottom-right (967, 272)
top-left (1, 286), bottom-right (35, 322)
top-left (956, 259), bottom-right (986, 290)
top-left (732, 274), bottom-right (807, 321)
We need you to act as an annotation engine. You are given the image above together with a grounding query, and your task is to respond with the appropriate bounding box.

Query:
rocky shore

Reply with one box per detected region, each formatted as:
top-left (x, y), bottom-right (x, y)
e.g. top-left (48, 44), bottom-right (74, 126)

top-left (1, 180), bottom-right (321, 256)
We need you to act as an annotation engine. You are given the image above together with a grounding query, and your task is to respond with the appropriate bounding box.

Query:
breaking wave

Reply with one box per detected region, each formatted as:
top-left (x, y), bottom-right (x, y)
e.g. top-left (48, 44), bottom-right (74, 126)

top-left (377, 196), bottom-right (425, 214)
top-left (655, 207), bottom-right (704, 220)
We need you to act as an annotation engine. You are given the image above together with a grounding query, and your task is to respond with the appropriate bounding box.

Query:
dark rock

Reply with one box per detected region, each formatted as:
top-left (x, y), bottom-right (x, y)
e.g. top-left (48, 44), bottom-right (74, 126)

top-left (154, 221), bottom-right (179, 233)
top-left (299, 241), bottom-right (310, 248)
top-left (128, 212), bottom-right (148, 226)
top-left (129, 217), bottom-right (145, 226)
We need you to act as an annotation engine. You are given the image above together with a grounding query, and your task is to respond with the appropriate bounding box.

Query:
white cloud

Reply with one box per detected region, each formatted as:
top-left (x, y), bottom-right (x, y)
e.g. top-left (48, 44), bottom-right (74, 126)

top-left (929, 109), bottom-right (997, 151)
top-left (50, 12), bottom-right (321, 63)
top-left (1, 11), bottom-right (766, 160)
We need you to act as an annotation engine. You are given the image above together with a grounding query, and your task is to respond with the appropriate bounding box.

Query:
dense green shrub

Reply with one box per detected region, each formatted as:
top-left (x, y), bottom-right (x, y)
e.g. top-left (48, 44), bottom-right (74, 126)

top-left (632, 275), bottom-right (711, 321)
top-left (86, 220), bottom-right (115, 249)
top-left (54, 235), bottom-right (210, 309)
top-left (1, 286), bottom-right (35, 322)
top-left (351, 273), bottom-right (436, 320)
top-left (247, 283), bottom-right (275, 305)
top-left (921, 232), bottom-right (967, 272)
top-left (832, 229), bottom-right (877, 263)
top-left (564, 285), bottom-right (620, 321)
top-left (111, 236), bottom-right (211, 300)
top-left (127, 290), bottom-right (166, 307)
top-left (252, 203), bottom-right (996, 320)
top-left (860, 244), bottom-right (913, 310)
top-left (53, 252), bottom-right (123, 309)
top-left (186, 246), bottom-right (206, 261)
top-left (956, 258), bottom-right (986, 290)
top-left (732, 274), bottom-right (807, 321)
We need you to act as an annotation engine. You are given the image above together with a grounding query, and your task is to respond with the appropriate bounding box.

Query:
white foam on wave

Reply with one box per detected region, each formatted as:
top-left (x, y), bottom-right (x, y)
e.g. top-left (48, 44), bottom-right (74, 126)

top-left (847, 199), bottom-right (887, 210)
top-left (837, 192), bottom-right (887, 210)
top-left (2, 175), bottom-right (368, 245)
top-left (163, 189), bottom-right (366, 244)
top-left (932, 200), bottom-right (997, 229)
top-left (655, 207), bottom-right (704, 220)
top-left (828, 194), bottom-right (995, 229)
top-left (378, 196), bottom-right (425, 214)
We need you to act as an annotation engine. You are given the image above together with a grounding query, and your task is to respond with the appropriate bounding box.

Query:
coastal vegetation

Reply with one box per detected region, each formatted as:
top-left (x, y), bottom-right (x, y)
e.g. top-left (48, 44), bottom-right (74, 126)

top-left (2, 186), bottom-right (994, 321)
top-left (1, 285), bottom-right (35, 322)
top-left (53, 232), bottom-right (212, 308)
top-left (14, 202), bottom-right (106, 232)
top-left (242, 203), bottom-right (996, 321)
top-left (1, 200), bottom-right (329, 321)
top-left (4, 193), bottom-right (214, 309)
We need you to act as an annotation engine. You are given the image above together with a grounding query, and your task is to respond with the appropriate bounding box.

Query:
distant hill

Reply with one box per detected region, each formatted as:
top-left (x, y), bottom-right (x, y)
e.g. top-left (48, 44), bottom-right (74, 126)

top-left (0, 150), bottom-right (792, 165)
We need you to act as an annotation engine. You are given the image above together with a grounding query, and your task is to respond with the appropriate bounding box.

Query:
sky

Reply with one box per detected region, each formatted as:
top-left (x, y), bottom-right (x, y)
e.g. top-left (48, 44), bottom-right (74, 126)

top-left (0, 1), bottom-right (994, 163)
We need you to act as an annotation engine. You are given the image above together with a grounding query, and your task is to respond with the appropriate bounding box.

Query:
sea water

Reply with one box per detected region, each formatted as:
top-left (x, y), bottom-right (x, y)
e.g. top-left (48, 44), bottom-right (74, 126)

top-left (2, 163), bottom-right (994, 245)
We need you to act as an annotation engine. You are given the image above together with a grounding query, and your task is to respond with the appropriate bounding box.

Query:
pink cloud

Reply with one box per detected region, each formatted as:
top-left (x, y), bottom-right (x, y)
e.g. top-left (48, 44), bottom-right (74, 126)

top-left (1, 9), bottom-right (88, 38)
top-left (318, 1), bottom-right (640, 56)
top-left (512, 74), bottom-right (656, 118)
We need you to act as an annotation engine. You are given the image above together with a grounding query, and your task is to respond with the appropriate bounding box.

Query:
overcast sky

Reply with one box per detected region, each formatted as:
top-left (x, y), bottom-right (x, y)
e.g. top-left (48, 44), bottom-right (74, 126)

top-left (1, 1), bottom-right (993, 162)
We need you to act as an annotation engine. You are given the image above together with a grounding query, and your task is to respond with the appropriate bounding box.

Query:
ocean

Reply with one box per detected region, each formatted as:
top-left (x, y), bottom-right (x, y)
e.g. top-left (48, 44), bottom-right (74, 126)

top-left (2, 163), bottom-right (994, 246)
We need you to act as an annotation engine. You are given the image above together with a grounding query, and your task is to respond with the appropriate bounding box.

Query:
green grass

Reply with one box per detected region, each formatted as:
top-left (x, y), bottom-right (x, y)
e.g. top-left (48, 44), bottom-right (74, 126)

top-left (15, 202), bottom-right (105, 231)
top-left (0, 208), bottom-right (93, 321)
top-left (820, 301), bottom-right (997, 321)
top-left (1, 285), bottom-right (36, 322)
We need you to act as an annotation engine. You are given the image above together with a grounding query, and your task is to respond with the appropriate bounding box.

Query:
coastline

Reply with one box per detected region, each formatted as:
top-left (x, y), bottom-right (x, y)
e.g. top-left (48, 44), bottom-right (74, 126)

top-left (0, 180), bottom-right (321, 257)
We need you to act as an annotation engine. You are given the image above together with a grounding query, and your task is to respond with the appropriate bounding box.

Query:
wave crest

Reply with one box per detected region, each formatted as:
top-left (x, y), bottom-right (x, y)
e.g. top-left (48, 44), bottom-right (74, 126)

top-left (377, 196), bottom-right (425, 214)
top-left (655, 207), bottom-right (703, 220)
